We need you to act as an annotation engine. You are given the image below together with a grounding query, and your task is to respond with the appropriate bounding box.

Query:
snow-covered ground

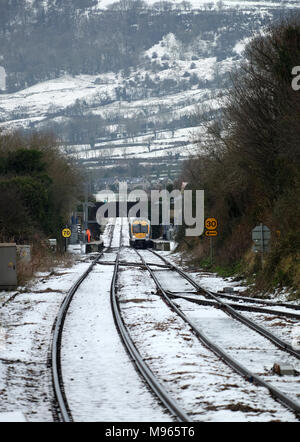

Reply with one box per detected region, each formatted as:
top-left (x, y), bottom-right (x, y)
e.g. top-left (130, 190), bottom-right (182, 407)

top-left (0, 217), bottom-right (299, 422)
top-left (117, 247), bottom-right (298, 421)
top-left (0, 74), bottom-right (117, 123)
top-left (95, 0), bottom-right (300, 11)
top-left (0, 259), bottom-right (92, 421)
top-left (61, 261), bottom-right (171, 419)
top-left (157, 249), bottom-right (300, 350)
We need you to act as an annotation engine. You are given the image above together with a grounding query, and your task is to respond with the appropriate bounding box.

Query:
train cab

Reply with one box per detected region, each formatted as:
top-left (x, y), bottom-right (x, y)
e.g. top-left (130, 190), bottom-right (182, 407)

top-left (129, 218), bottom-right (152, 249)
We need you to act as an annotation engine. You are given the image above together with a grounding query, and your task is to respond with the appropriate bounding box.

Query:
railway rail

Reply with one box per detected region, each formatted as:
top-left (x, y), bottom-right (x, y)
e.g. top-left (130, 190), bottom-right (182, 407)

top-left (110, 220), bottom-right (191, 422)
top-left (51, 221), bottom-right (191, 422)
top-left (209, 291), bottom-right (300, 312)
top-left (166, 291), bottom-right (300, 321)
top-left (145, 249), bottom-right (300, 359)
top-left (96, 261), bottom-right (300, 320)
top-left (50, 223), bottom-right (116, 422)
top-left (50, 218), bottom-right (300, 421)
top-left (133, 247), bottom-right (300, 417)
top-left (93, 259), bottom-right (300, 321)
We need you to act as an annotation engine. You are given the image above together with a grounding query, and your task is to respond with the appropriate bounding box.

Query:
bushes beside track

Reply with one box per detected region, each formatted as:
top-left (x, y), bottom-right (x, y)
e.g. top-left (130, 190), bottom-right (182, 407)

top-left (179, 17), bottom-right (300, 298)
top-left (0, 131), bottom-right (82, 282)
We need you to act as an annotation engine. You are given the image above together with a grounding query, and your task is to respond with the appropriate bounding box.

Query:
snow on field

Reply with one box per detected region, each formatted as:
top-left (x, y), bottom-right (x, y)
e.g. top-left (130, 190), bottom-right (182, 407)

top-left (64, 123), bottom-right (209, 163)
top-left (0, 74), bottom-right (117, 122)
top-left (96, 0), bottom-right (300, 11)
top-left (233, 36), bottom-right (253, 55)
top-left (0, 73), bottom-right (221, 127)
top-left (0, 24), bottom-right (233, 167)
top-left (0, 412), bottom-right (27, 422)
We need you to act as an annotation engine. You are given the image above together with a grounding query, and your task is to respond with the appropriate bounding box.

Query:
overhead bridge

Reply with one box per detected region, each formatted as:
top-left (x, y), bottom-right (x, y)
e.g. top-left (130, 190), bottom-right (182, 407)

top-left (89, 201), bottom-right (143, 220)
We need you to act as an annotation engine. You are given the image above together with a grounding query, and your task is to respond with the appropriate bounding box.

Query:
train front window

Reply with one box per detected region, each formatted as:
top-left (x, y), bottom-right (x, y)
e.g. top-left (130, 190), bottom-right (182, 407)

top-left (133, 225), bottom-right (141, 233)
top-left (132, 224), bottom-right (148, 233)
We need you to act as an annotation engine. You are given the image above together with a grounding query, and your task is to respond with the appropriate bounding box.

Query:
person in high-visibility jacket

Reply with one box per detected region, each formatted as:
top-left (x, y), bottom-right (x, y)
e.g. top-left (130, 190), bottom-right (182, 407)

top-left (86, 228), bottom-right (91, 243)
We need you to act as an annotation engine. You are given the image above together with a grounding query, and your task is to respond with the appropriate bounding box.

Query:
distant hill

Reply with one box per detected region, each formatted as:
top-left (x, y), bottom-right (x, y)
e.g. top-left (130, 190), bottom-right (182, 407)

top-left (0, 0), bottom-right (299, 184)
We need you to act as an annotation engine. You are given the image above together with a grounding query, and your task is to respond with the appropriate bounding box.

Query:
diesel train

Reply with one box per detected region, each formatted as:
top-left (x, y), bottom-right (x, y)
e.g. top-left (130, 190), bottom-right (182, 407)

top-left (129, 218), bottom-right (152, 249)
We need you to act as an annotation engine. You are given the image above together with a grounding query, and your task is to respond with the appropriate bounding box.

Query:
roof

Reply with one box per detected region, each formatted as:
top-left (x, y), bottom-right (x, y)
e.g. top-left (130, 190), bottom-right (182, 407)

top-left (129, 218), bottom-right (150, 225)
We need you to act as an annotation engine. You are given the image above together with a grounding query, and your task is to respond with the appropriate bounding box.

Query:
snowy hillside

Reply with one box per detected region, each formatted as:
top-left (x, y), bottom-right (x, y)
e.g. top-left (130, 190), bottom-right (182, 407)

top-left (0, 36), bottom-right (235, 179)
top-left (96, 0), bottom-right (300, 10)
top-left (1, 0), bottom-right (298, 184)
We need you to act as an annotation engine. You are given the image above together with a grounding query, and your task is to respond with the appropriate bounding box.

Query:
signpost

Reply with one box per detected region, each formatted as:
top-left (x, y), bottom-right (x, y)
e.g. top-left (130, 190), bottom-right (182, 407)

top-left (205, 217), bottom-right (218, 232)
top-left (62, 228), bottom-right (71, 238)
top-left (205, 230), bottom-right (218, 237)
top-left (205, 218), bottom-right (218, 265)
top-left (252, 224), bottom-right (271, 265)
top-left (62, 228), bottom-right (71, 252)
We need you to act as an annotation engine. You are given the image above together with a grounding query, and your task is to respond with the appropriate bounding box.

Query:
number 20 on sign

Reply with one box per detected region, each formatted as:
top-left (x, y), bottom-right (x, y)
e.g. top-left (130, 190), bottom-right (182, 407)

top-left (62, 228), bottom-right (71, 238)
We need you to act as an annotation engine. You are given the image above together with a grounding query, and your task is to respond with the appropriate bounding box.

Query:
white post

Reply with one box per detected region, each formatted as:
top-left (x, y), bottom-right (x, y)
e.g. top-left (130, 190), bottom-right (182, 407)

top-left (260, 223), bottom-right (264, 267)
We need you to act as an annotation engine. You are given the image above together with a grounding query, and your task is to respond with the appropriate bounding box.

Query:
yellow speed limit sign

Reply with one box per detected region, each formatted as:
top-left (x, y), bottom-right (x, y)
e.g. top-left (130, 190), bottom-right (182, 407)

top-left (205, 217), bottom-right (218, 230)
top-left (62, 228), bottom-right (71, 238)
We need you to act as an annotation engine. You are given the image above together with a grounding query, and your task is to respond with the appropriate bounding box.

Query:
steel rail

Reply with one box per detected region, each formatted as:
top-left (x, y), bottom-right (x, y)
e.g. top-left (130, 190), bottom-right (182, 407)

top-left (110, 222), bottom-right (191, 422)
top-left (160, 288), bottom-right (300, 313)
top-left (134, 248), bottom-right (300, 416)
top-left (147, 250), bottom-right (300, 360)
top-left (51, 224), bottom-right (115, 422)
top-left (165, 291), bottom-right (300, 320)
top-left (146, 251), bottom-right (300, 311)
top-left (96, 260), bottom-right (169, 269)
top-left (210, 291), bottom-right (300, 311)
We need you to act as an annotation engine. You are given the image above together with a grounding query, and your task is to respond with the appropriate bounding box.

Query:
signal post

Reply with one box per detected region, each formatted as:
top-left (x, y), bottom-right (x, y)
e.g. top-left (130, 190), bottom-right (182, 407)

top-left (204, 218), bottom-right (218, 265)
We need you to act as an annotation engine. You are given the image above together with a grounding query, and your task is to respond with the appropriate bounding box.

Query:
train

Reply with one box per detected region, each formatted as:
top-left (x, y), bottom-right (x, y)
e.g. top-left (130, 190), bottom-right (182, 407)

top-left (129, 218), bottom-right (152, 249)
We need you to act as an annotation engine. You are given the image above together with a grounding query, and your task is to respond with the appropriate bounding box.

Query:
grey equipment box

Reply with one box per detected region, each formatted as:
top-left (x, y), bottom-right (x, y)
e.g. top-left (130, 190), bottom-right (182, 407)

top-left (85, 240), bottom-right (104, 254)
top-left (152, 240), bottom-right (171, 251)
top-left (0, 244), bottom-right (17, 290)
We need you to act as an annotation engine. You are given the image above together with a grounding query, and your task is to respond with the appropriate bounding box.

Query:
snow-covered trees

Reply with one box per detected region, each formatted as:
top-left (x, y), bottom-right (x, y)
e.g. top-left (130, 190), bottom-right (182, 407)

top-left (1, 2), bottom-right (262, 92)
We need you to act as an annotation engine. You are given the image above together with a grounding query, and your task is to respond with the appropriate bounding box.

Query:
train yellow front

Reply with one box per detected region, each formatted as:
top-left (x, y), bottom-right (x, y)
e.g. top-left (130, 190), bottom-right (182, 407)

top-left (129, 218), bottom-right (152, 249)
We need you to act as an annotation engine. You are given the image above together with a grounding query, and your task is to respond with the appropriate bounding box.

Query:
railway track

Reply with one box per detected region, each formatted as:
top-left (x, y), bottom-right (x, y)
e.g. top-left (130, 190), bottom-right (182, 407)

top-left (132, 247), bottom-right (300, 417)
top-left (145, 249), bottom-right (300, 358)
top-left (94, 259), bottom-right (300, 320)
top-left (166, 291), bottom-right (300, 321)
top-left (51, 220), bottom-right (191, 422)
top-left (207, 291), bottom-right (300, 312)
top-left (50, 223), bottom-right (116, 422)
top-left (148, 251), bottom-right (300, 317)
top-left (110, 220), bottom-right (190, 422)
top-left (50, 218), bottom-right (300, 421)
